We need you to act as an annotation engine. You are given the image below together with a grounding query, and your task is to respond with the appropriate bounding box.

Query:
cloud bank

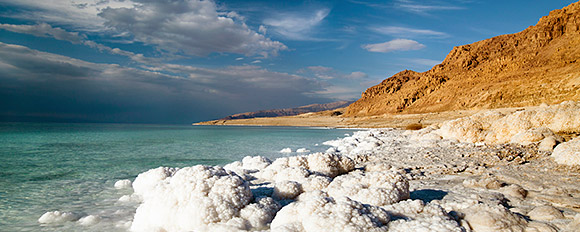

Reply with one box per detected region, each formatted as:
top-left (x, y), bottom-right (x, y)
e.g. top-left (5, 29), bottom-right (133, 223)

top-left (98, 0), bottom-right (286, 57)
top-left (363, 39), bottom-right (425, 53)
top-left (0, 42), bottom-right (328, 123)
top-left (263, 8), bottom-right (330, 41)
top-left (370, 26), bottom-right (448, 38)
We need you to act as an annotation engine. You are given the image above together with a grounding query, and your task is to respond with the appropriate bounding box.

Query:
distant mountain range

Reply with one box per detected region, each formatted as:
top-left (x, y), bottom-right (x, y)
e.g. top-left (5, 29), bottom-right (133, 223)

top-left (221, 100), bottom-right (354, 120)
top-left (346, 1), bottom-right (580, 117)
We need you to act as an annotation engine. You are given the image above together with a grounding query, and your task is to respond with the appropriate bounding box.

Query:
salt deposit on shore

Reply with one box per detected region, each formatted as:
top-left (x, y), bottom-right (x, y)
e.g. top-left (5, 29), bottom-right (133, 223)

top-left (41, 102), bottom-right (580, 231)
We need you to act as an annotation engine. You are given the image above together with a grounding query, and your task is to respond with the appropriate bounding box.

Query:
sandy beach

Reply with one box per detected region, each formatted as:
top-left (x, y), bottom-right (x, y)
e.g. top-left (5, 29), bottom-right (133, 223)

top-left (196, 106), bottom-right (525, 129)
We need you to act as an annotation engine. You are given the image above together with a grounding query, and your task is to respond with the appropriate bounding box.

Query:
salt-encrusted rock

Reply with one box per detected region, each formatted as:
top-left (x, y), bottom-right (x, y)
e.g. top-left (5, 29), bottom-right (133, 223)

top-left (382, 199), bottom-right (448, 218)
top-left (306, 152), bottom-right (355, 177)
top-left (325, 170), bottom-right (409, 206)
top-left (38, 211), bottom-right (81, 224)
top-left (463, 175), bottom-right (504, 190)
top-left (296, 148), bottom-right (310, 153)
top-left (114, 179), bottom-right (133, 189)
top-left (552, 137), bottom-right (580, 165)
top-left (527, 205), bottom-right (565, 221)
top-left (387, 216), bottom-right (463, 232)
top-left (256, 153), bottom-right (354, 182)
top-left (509, 127), bottom-right (560, 146)
top-left (499, 184), bottom-right (528, 199)
top-left (365, 162), bottom-right (393, 172)
top-left (300, 175), bottom-right (332, 192)
top-left (461, 203), bottom-right (528, 232)
top-left (526, 221), bottom-right (558, 232)
top-left (131, 167), bottom-right (179, 199)
top-left (538, 136), bottom-right (558, 152)
top-left (130, 165), bottom-right (253, 232)
top-left (273, 180), bottom-right (302, 200)
top-left (433, 102), bottom-right (580, 146)
top-left (323, 130), bottom-right (385, 155)
top-left (240, 197), bottom-right (281, 229)
top-left (270, 191), bottom-right (390, 232)
top-left (565, 214), bottom-right (580, 231)
top-left (78, 215), bottom-right (100, 226)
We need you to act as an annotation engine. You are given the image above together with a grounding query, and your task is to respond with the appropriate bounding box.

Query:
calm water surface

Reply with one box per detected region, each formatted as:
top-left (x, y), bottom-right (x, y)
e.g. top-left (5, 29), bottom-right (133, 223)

top-left (0, 123), bottom-right (352, 231)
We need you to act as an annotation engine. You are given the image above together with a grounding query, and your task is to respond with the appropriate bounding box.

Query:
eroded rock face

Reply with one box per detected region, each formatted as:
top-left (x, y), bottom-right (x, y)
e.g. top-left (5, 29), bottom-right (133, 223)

top-left (345, 1), bottom-right (580, 117)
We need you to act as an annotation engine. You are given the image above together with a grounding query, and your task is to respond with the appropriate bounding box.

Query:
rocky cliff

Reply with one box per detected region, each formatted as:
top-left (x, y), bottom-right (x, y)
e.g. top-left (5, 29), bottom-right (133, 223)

top-left (346, 1), bottom-right (580, 116)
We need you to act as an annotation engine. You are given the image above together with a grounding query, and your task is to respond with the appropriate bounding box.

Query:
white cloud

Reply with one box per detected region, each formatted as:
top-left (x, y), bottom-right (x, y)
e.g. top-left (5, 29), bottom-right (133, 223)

top-left (395, 0), bottom-right (464, 15)
top-left (363, 39), bottom-right (425, 53)
top-left (263, 8), bottom-right (330, 40)
top-left (235, 57), bottom-right (244, 61)
top-left (0, 0), bottom-right (132, 30)
top-left (258, 25), bottom-right (267, 34)
top-left (346, 71), bottom-right (368, 79)
top-left (251, 60), bottom-right (262, 64)
top-left (301, 66), bottom-right (367, 80)
top-left (98, 0), bottom-right (286, 57)
top-left (0, 0), bottom-right (287, 58)
top-left (0, 22), bottom-right (162, 66)
top-left (371, 26), bottom-right (448, 38)
top-left (0, 23), bottom-right (85, 44)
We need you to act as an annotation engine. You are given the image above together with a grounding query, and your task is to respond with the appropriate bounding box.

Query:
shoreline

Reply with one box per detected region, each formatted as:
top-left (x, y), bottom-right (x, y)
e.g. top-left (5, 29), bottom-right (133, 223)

top-left (132, 102), bottom-right (580, 231)
top-left (195, 106), bottom-right (529, 129)
top-left (35, 102), bottom-right (580, 231)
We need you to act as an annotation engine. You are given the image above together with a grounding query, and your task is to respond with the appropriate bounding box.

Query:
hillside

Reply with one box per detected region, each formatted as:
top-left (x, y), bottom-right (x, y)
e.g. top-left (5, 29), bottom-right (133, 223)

top-left (346, 1), bottom-right (580, 116)
top-left (220, 100), bottom-right (353, 120)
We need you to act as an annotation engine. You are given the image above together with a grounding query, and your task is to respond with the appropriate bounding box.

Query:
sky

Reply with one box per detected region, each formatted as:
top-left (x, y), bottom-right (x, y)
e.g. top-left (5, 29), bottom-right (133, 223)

top-left (0, 0), bottom-right (577, 124)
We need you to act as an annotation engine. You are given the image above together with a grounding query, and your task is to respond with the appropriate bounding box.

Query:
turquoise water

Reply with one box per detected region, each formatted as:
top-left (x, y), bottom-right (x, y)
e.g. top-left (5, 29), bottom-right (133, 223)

top-left (0, 123), bottom-right (352, 231)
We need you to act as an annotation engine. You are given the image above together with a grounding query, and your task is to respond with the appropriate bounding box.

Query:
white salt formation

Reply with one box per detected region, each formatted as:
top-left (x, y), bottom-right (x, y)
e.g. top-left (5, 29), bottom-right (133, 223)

top-left (78, 215), bottom-right (101, 226)
top-left (325, 170), bottom-right (409, 206)
top-left (271, 191), bottom-right (391, 231)
top-left (125, 101), bottom-right (580, 232)
top-left (432, 101), bottom-right (580, 148)
top-left (552, 137), bottom-right (580, 165)
top-left (114, 179), bottom-right (132, 189)
top-left (296, 148), bottom-right (310, 153)
top-left (130, 166), bottom-right (253, 231)
top-left (38, 211), bottom-right (81, 224)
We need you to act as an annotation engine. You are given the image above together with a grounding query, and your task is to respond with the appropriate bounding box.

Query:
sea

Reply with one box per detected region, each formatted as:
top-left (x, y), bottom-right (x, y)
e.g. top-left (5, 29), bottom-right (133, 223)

top-left (0, 122), bottom-right (354, 231)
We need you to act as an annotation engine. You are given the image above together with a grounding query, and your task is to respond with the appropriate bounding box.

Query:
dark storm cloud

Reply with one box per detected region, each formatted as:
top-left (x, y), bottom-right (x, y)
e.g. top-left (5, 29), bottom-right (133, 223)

top-left (0, 42), bottom-right (329, 123)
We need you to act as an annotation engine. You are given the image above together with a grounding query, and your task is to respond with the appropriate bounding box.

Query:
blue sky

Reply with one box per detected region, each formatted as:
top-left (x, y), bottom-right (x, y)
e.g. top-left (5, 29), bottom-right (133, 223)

top-left (0, 0), bottom-right (576, 124)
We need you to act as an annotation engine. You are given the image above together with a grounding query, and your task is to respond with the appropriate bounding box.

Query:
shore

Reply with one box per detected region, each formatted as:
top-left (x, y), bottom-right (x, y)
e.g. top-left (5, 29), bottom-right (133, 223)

top-left (126, 102), bottom-right (580, 231)
top-left (195, 106), bottom-right (528, 129)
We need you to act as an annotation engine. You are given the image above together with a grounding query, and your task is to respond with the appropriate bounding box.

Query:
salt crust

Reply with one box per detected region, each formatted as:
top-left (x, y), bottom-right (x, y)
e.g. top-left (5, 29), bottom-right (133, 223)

top-left (120, 102), bottom-right (580, 231)
top-left (114, 179), bottom-right (132, 189)
top-left (325, 170), bottom-right (409, 206)
top-left (78, 215), bottom-right (101, 226)
top-left (38, 211), bottom-right (81, 224)
top-left (552, 137), bottom-right (580, 165)
top-left (130, 166), bottom-right (253, 232)
top-left (461, 203), bottom-right (529, 232)
top-left (270, 191), bottom-right (391, 232)
top-left (434, 101), bottom-right (580, 147)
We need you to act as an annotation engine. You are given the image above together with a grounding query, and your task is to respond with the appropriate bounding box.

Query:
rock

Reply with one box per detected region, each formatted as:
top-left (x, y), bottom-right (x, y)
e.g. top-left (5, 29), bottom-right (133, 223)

top-left (500, 184), bottom-right (528, 199)
top-left (538, 137), bottom-right (558, 152)
top-left (552, 137), bottom-right (580, 166)
top-left (461, 204), bottom-right (528, 232)
top-left (527, 205), bottom-right (565, 221)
